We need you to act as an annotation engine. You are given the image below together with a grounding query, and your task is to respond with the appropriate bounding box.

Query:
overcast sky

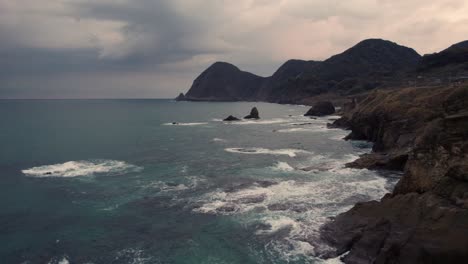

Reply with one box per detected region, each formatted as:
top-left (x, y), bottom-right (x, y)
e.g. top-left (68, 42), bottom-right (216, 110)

top-left (1, 0), bottom-right (467, 99)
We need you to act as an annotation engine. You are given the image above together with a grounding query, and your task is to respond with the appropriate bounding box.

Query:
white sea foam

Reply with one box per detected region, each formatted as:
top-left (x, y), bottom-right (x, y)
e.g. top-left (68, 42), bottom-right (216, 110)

top-left (22, 160), bottom-right (141, 178)
top-left (225, 147), bottom-right (310, 157)
top-left (276, 127), bottom-right (326, 133)
top-left (212, 138), bottom-right (227, 142)
top-left (256, 216), bottom-right (299, 235)
top-left (229, 118), bottom-right (289, 125)
top-left (114, 248), bottom-right (152, 264)
top-left (47, 256), bottom-right (69, 264)
top-left (193, 155), bottom-right (393, 261)
top-left (271, 161), bottom-right (295, 172)
top-left (163, 122), bottom-right (208, 126)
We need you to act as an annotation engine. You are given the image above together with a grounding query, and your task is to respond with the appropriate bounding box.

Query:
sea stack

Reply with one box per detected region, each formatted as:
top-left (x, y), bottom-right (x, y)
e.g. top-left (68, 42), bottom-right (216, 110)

top-left (223, 115), bottom-right (241, 121)
top-left (244, 107), bottom-right (260, 119)
top-left (304, 101), bottom-right (335, 116)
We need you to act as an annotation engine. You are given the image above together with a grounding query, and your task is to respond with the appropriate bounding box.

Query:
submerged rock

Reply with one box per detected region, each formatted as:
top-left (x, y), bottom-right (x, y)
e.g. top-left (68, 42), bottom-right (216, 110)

top-left (304, 101), bottom-right (335, 116)
top-left (244, 107), bottom-right (260, 119)
top-left (223, 115), bottom-right (241, 121)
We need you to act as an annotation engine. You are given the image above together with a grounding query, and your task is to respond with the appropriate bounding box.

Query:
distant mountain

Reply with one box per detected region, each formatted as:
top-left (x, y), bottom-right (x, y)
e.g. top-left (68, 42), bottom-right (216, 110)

top-left (269, 39), bottom-right (421, 102)
top-left (184, 62), bottom-right (265, 101)
top-left (418, 40), bottom-right (468, 72)
top-left (179, 39), bottom-right (468, 103)
top-left (256, 59), bottom-right (321, 101)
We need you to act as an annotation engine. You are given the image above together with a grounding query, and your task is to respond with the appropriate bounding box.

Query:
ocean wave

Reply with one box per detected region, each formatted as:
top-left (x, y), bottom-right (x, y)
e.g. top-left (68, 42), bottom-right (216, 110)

top-left (225, 147), bottom-right (310, 157)
top-left (212, 138), bottom-right (227, 142)
top-left (22, 160), bottom-right (141, 178)
top-left (192, 167), bottom-right (391, 261)
top-left (162, 122), bottom-right (208, 126)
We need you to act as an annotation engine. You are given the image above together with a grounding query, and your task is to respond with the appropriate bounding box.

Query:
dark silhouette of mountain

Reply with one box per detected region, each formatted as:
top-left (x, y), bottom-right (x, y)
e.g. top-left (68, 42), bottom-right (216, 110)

top-left (259, 39), bottom-right (421, 102)
top-left (256, 59), bottom-right (320, 101)
top-left (179, 39), bottom-right (468, 103)
top-left (419, 40), bottom-right (468, 71)
top-left (184, 62), bottom-right (264, 101)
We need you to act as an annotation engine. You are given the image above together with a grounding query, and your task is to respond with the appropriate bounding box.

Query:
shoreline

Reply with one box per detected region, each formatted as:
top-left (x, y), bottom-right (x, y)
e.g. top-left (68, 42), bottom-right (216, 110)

top-left (318, 85), bottom-right (468, 263)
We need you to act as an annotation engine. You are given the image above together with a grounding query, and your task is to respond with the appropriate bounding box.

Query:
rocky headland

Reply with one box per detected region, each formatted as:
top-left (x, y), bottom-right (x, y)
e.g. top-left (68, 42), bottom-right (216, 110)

top-left (320, 85), bottom-right (468, 263)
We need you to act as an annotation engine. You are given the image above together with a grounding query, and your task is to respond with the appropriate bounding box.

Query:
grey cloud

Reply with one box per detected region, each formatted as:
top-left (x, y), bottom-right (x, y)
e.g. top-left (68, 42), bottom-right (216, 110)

top-left (1, 0), bottom-right (468, 98)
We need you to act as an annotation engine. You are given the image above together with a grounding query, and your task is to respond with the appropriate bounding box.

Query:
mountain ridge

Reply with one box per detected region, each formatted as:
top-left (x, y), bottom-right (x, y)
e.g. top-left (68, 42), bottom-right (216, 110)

top-left (178, 38), bottom-right (468, 104)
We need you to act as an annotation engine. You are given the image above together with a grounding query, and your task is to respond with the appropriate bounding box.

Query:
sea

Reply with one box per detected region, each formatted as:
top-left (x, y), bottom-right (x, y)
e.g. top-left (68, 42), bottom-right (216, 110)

top-left (0, 99), bottom-right (400, 264)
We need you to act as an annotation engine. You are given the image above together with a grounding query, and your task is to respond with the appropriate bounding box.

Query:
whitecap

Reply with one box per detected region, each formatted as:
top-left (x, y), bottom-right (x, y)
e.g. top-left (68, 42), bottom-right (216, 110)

top-left (270, 161), bottom-right (295, 172)
top-left (225, 147), bottom-right (310, 157)
top-left (256, 216), bottom-right (299, 235)
top-left (22, 160), bottom-right (141, 178)
top-left (47, 256), bottom-right (69, 264)
top-left (212, 138), bottom-right (226, 142)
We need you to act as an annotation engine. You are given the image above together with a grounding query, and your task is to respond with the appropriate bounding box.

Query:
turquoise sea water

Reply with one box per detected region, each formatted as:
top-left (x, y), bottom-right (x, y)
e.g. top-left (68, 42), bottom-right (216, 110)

top-left (0, 100), bottom-right (399, 263)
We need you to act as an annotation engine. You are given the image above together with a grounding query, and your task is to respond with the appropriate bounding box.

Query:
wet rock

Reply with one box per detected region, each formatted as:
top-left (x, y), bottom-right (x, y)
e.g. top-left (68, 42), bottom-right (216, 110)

top-left (320, 193), bottom-right (468, 263)
top-left (236, 194), bottom-right (266, 204)
top-left (304, 101), bottom-right (335, 116)
top-left (223, 115), bottom-right (241, 121)
top-left (217, 204), bottom-right (237, 213)
top-left (346, 151), bottom-right (409, 171)
top-left (254, 180), bottom-right (278, 188)
top-left (244, 107), bottom-right (260, 119)
top-left (267, 203), bottom-right (309, 213)
top-left (446, 164), bottom-right (468, 182)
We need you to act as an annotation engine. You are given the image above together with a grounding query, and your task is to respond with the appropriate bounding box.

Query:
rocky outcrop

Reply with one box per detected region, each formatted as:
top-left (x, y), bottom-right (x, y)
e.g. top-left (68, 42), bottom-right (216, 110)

top-left (321, 192), bottom-right (468, 264)
top-left (320, 85), bottom-right (468, 263)
top-left (304, 101), bottom-right (335, 116)
top-left (223, 115), bottom-right (241, 121)
top-left (244, 107), bottom-right (260, 119)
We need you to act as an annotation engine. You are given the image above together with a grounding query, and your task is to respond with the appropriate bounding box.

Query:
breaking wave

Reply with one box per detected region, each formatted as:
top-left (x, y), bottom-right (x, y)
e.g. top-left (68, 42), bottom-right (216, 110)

top-left (225, 147), bottom-right (310, 157)
top-left (22, 160), bottom-right (142, 178)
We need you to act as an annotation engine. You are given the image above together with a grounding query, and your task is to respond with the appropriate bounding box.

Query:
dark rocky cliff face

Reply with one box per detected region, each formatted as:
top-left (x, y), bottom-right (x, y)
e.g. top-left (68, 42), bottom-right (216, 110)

top-left (184, 62), bottom-right (265, 101)
top-left (320, 86), bottom-right (468, 263)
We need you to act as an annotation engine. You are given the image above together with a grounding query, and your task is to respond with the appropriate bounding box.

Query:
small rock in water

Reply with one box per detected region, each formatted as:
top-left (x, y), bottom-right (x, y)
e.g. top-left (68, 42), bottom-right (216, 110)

top-left (304, 101), bottom-right (335, 116)
top-left (244, 107), bottom-right (260, 119)
top-left (223, 115), bottom-right (241, 121)
top-left (172, 122), bottom-right (179, 125)
top-left (236, 194), bottom-right (266, 204)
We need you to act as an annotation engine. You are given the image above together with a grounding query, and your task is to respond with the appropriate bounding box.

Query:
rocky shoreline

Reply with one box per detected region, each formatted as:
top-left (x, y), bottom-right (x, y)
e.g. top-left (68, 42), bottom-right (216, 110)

top-left (319, 86), bottom-right (468, 263)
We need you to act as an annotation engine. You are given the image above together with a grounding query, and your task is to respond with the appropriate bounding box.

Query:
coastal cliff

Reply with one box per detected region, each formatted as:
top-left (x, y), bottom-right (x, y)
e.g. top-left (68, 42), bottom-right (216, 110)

top-left (320, 86), bottom-right (468, 263)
